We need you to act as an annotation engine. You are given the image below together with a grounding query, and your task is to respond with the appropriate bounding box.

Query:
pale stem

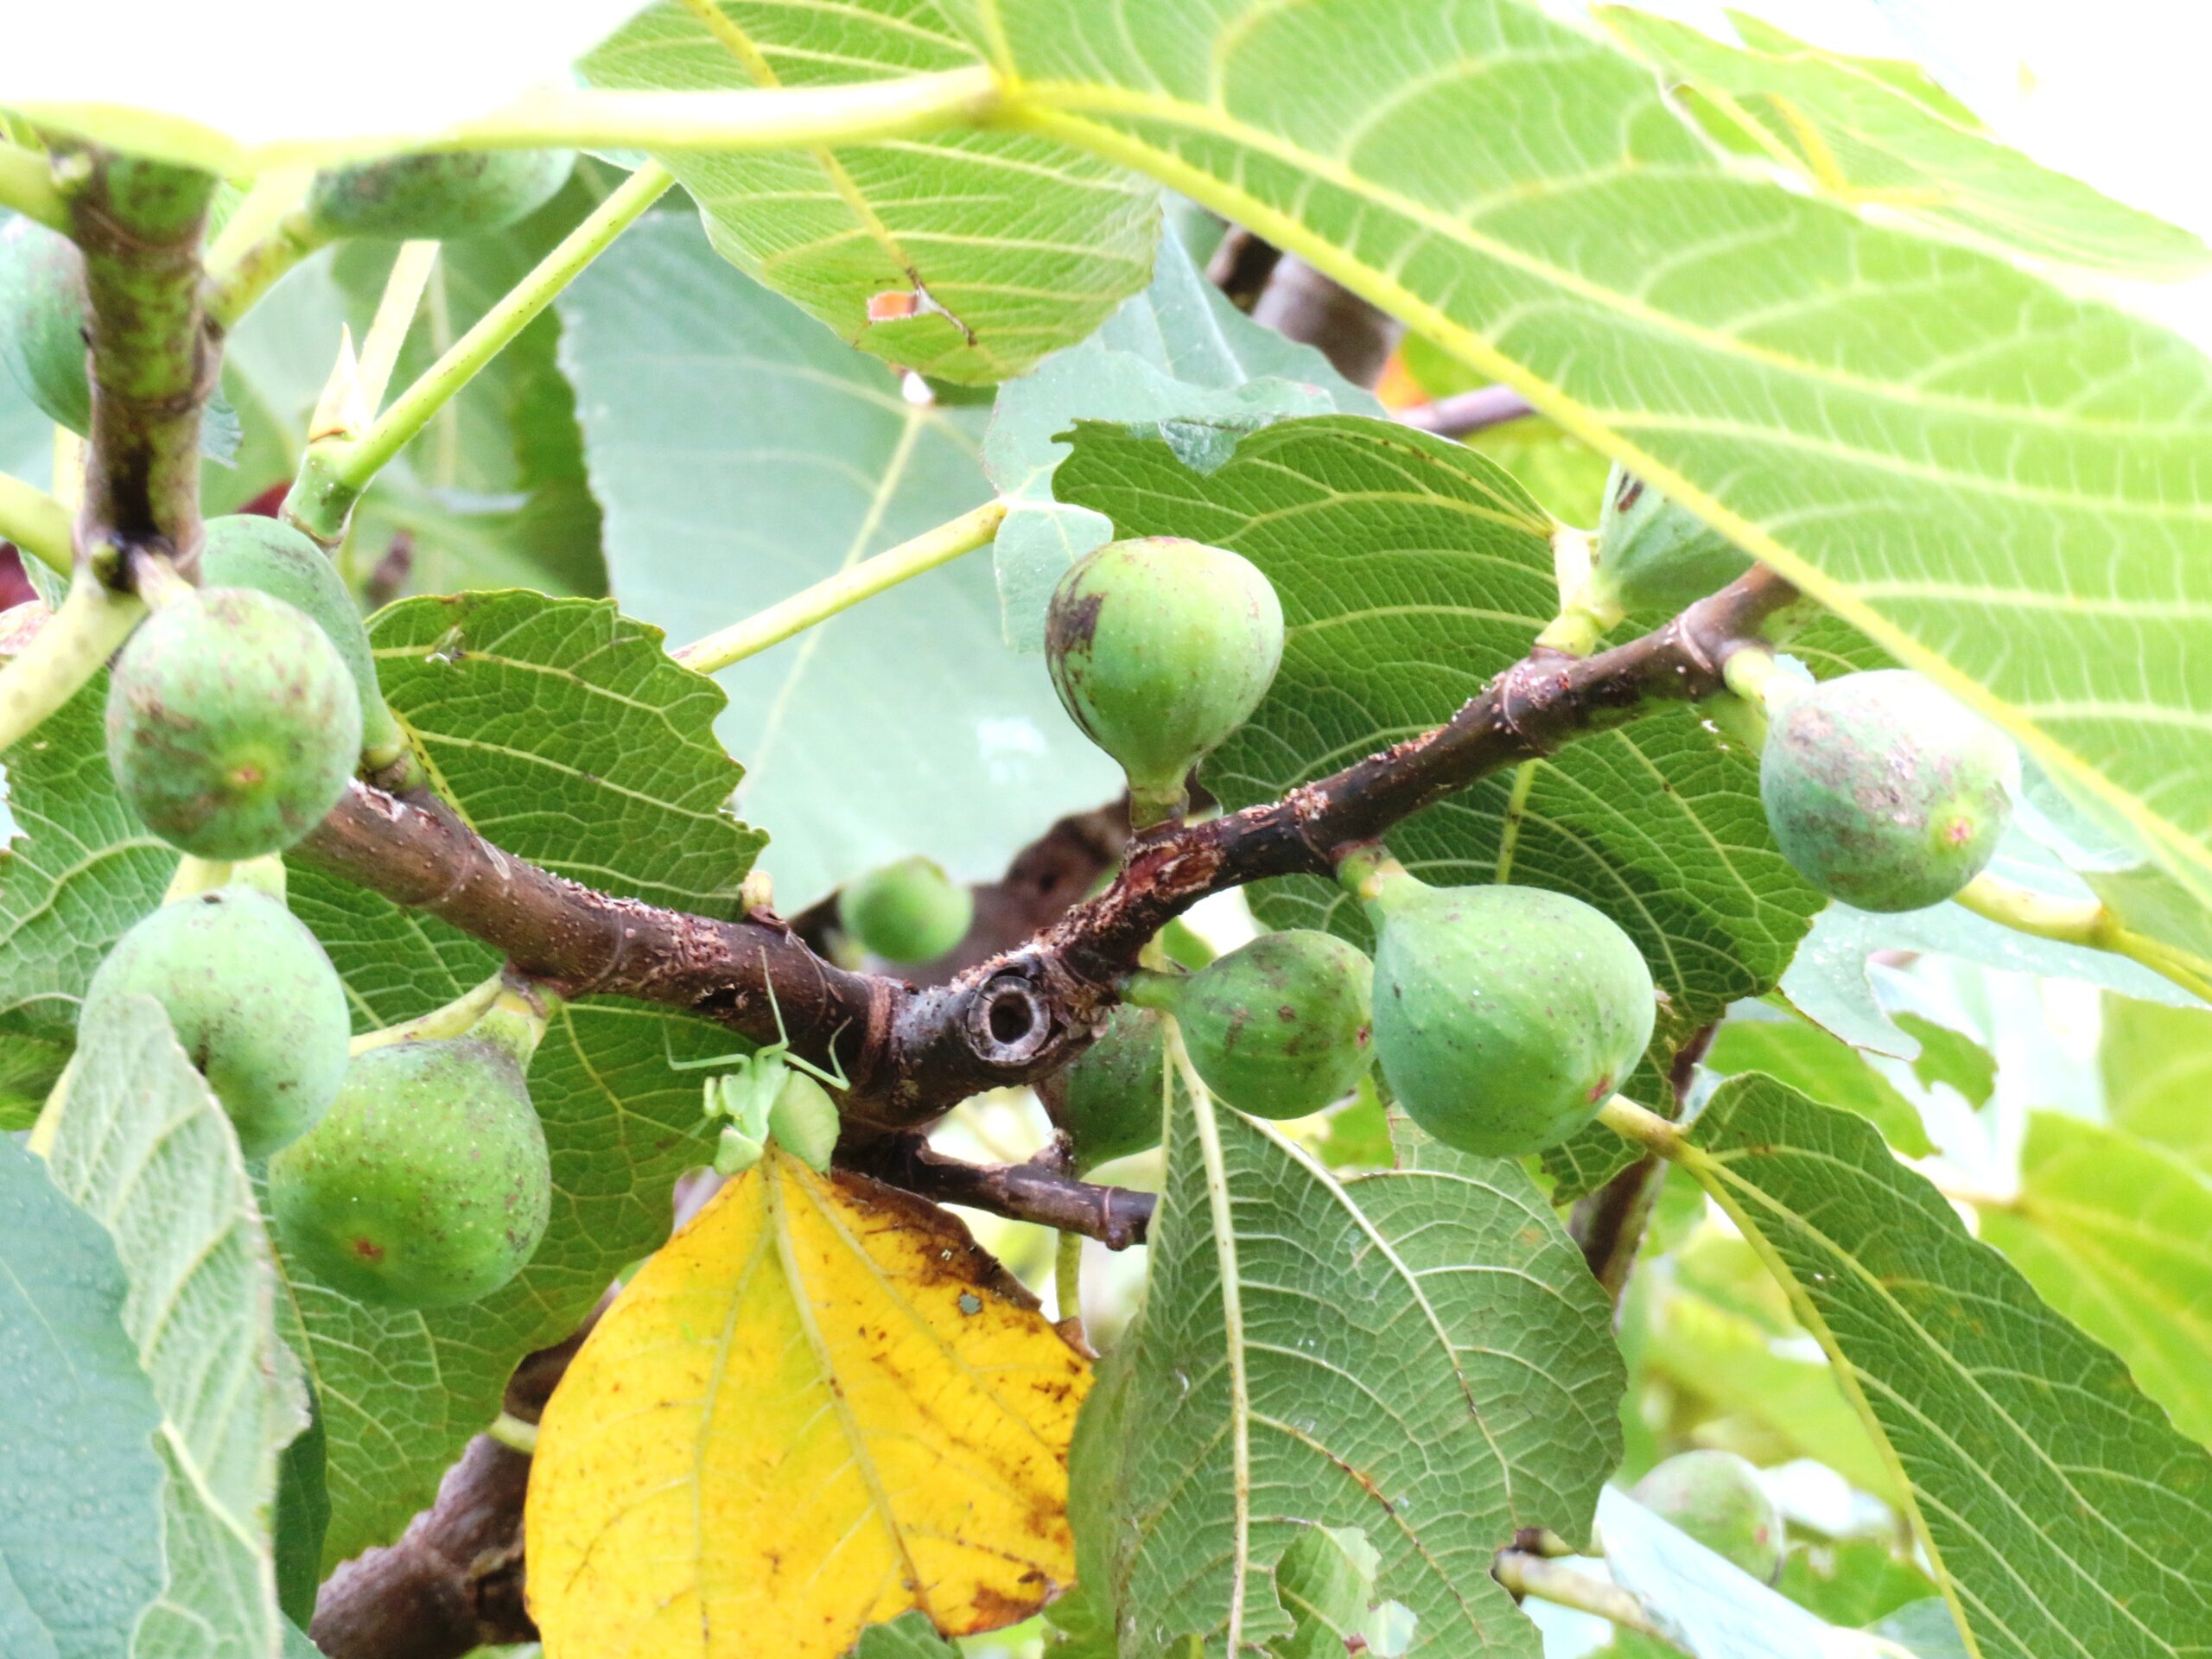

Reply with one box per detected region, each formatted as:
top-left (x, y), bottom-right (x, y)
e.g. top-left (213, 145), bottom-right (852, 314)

top-left (1492, 1551), bottom-right (1666, 1640)
top-left (285, 162), bottom-right (676, 543)
top-left (1054, 1229), bottom-right (1088, 1352)
top-left (1595, 1095), bottom-right (1684, 1160)
top-left (672, 499), bottom-right (1009, 675)
top-left (486, 1412), bottom-right (540, 1456)
top-left (350, 973), bottom-right (507, 1056)
top-left (202, 167), bottom-right (326, 329)
top-left (163, 857), bottom-right (236, 902)
top-left (0, 573), bottom-right (146, 753)
top-left (51, 429), bottom-right (86, 512)
top-left (0, 472), bottom-right (73, 575)
top-left (356, 241), bottom-right (442, 416)
top-left (361, 67), bottom-right (1001, 156)
top-left (0, 142), bottom-right (67, 231)
top-left (1953, 872), bottom-right (2212, 1003)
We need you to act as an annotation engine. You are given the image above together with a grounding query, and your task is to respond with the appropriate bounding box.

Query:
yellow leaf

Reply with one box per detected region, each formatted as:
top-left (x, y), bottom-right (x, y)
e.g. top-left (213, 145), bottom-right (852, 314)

top-left (524, 1147), bottom-right (1089, 1658)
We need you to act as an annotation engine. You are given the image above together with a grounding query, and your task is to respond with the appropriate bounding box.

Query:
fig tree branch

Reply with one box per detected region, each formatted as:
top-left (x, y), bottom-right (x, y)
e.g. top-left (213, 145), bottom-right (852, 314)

top-left (296, 565), bottom-right (1804, 1133)
top-left (1492, 1549), bottom-right (1665, 1639)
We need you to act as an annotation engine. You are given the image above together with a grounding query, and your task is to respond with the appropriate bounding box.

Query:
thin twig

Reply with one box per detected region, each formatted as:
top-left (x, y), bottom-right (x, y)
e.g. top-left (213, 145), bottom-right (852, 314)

top-left (1396, 384), bottom-right (1537, 437)
top-left (1494, 1550), bottom-right (1667, 1639)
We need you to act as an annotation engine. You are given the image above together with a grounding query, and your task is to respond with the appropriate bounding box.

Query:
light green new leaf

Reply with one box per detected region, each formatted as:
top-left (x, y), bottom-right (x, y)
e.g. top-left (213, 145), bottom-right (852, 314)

top-left (1980, 1113), bottom-right (2212, 1451)
top-left (2102, 995), bottom-right (2212, 1175)
top-left (1681, 1075), bottom-right (2212, 1659)
top-left (1052, 414), bottom-right (1853, 1195)
top-left (0, 1134), bottom-right (165, 1659)
top-left (281, 589), bottom-right (766, 1567)
top-left (48, 995), bottom-right (308, 1659)
top-left (1598, 9), bottom-right (2207, 277)
top-left (581, 0), bottom-right (1157, 383)
top-left (962, 0), bottom-right (2212, 920)
top-left (557, 213), bottom-right (1120, 908)
top-left (1071, 1075), bottom-right (1621, 1657)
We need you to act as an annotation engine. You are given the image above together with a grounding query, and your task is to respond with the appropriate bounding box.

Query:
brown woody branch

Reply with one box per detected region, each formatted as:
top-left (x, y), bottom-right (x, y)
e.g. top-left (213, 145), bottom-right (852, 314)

top-left (296, 567), bottom-right (1799, 1141)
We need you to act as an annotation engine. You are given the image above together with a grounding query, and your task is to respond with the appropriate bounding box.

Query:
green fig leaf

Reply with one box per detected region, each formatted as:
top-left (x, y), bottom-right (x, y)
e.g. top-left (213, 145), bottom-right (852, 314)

top-left (579, 1), bottom-right (1157, 385)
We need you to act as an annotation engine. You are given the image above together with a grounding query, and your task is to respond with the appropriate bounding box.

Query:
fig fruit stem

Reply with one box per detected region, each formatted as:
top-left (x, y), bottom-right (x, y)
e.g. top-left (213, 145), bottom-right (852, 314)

top-left (1491, 1550), bottom-right (1662, 1638)
top-left (1054, 1229), bottom-right (1088, 1352)
top-left (674, 499), bottom-right (1008, 675)
top-left (163, 855), bottom-right (235, 902)
top-left (0, 470), bottom-right (72, 575)
top-left (284, 161), bottom-right (676, 547)
top-left (1333, 842), bottom-right (1405, 905)
top-left (1954, 872), bottom-right (2212, 1003)
top-left (1595, 1095), bottom-right (1685, 1161)
top-left (0, 141), bottom-right (67, 232)
top-left (201, 166), bottom-right (327, 329)
top-left (348, 972), bottom-right (509, 1057)
top-left (0, 569), bottom-right (145, 753)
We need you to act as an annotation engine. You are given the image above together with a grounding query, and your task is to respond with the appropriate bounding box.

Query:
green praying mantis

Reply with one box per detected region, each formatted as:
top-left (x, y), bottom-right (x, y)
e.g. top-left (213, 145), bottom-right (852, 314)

top-left (664, 979), bottom-right (847, 1176)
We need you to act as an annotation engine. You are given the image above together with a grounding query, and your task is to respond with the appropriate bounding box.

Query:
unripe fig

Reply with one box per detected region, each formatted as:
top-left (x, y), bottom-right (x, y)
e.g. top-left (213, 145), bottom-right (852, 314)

top-left (839, 855), bottom-right (972, 963)
top-left (1760, 669), bottom-right (2016, 913)
top-left (1631, 1451), bottom-right (1785, 1583)
top-left (1364, 873), bottom-right (1655, 1156)
top-left (269, 1015), bottom-right (551, 1309)
top-left (1588, 464), bottom-right (1752, 613)
top-left (0, 214), bottom-right (91, 435)
top-left (1036, 1005), bottom-right (1179, 1171)
top-left (85, 888), bottom-right (349, 1158)
top-left (106, 588), bottom-right (364, 860)
top-left (199, 515), bottom-right (403, 765)
top-left (1045, 537), bottom-right (1283, 823)
top-left (307, 149), bottom-right (576, 241)
top-left (1134, 930), bottom-right (1373, 1120)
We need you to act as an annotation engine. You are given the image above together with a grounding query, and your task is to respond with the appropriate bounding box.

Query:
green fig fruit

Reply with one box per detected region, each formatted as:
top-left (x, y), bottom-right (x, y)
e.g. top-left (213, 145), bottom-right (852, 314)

top-left (1588, 464), bottom-right (1753, 614)
top-left (307, 149), bottom-right (576, 241)
top-left (85, 887), bottom-right (349, 1158)
top-left (839, 855), bottom-right (973, 963)
top-left (0, 213), bottom-right (91, 435)
top-left (1630, 1450), bottom-right (1786, 1583)
top-left (1138, 929), bottom-right (1374, 1119)
top-left (1037, 1005), bottom-right (1181, 1171)
top-left (199, 515), bottom-right (403, 765)
top-left (269, 1021), bottom-right (551, 1309)
top-left (1364, 873), bottom-right (1655, 1156)
top-left (106, 588), bottom-right (364, 860)
top-left (1045, 537), bottom-right (1284, 823)
top-left (1760, 669), bottom-right (2017, 913)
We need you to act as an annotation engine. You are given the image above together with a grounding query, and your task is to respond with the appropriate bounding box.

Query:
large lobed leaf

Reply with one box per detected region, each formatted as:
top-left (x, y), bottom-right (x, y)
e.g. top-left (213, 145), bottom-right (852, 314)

top-left (953, 0), bottom-right (2212, 919)
top-left (1072, 1065), bottom-right (1621, 1657)
top-left (0, 1134), bottom-right (165, 1659)
top-left (1598, 9), bottom-right (2206, 277)
top-left (581, 0), bottom-right (1159, 384)
top-left (525, 1150), bottom-right (1088, 1658)
top-left (1681, 1075), bottom-right (2212, 1659)
top-left (48, 995), bottom-right (307, 1659)
top-left (281, 589), bottom-right (766, 1567)
top-left (557, 213), bottom-right (1120, 910)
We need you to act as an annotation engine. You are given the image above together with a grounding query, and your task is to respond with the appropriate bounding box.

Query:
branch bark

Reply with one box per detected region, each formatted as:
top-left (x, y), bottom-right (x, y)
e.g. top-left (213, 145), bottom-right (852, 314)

top-left (296, 568), bottom-right (1799, 1134)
